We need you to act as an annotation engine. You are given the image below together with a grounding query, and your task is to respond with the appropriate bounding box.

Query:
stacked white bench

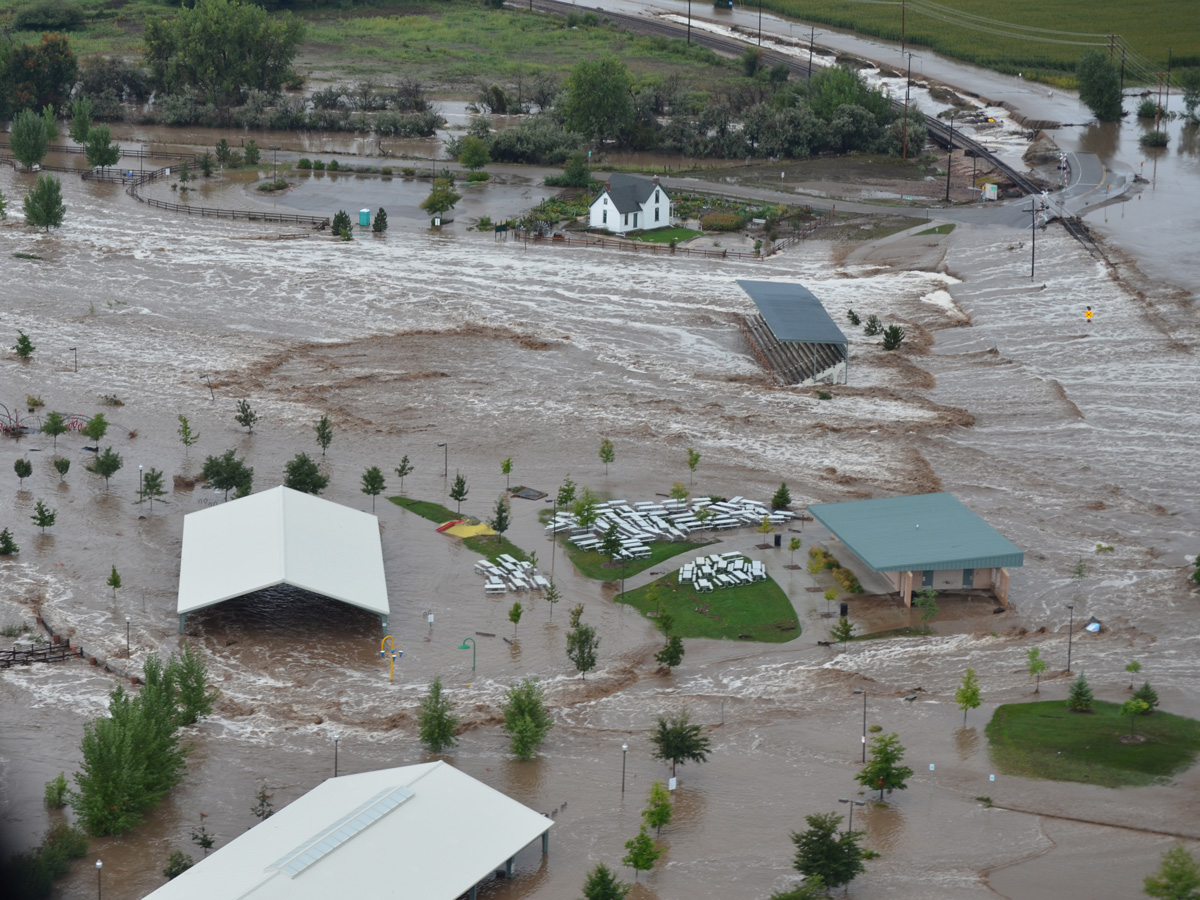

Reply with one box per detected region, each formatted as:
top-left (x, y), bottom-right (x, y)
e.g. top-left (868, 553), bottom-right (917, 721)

top-left (678, 551), bottom-right (767, 593)
top-left (474, 554), bottom-right (548, 595)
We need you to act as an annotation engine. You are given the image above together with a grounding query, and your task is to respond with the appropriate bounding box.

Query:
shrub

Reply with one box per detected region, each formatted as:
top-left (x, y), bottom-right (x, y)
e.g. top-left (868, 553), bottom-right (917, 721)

top-left (14, 0), bottom-right (84, 30)
top-left (1139, 130), bottom-right (1169, 148)
top-left (700, 211), bottom-right (746, 232)
top-left (44, 773), bottom-right (68, 808)
top-left (846, 309), bottom-right (861, 326)
top-left (402, 167), bottom-right (416, 176)
top-left (256, 179), bottom-right (288, 192)
top-left (327, 160), bottom-right (340, 171)
top-left (881, 324), bottom-right (906, 351)
top-left (477, 215), bottom-right (493, 230)
top-left (312, 160), bottom-right (326, 170)
top-left (817, 390), bottom-right (833, 400)
top-left (1136, 98), bottom-right (1160, 119)
top-left (381, 166), bottom-right (393, 176)
top-left (466, 171), bottom-right (489, 182)
top-left (833, 567), bottom-right (864, 594)
top-left (862, 314), bottom-right (882, 336)
top-left (163, 850), bottom-right (194, 880)
top-left (297, 158), bottom-right (312, 169)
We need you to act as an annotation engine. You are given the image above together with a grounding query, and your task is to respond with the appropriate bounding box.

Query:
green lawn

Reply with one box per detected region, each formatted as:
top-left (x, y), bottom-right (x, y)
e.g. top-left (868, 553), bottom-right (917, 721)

top-left (986, 700), bottom-right (1200, 788)
top-left (631, 227), bottom-right (703, 244)
top-left (619, 573), bottom-right (800, 643)
top-left (463, 534), bottom-right (531, 565)
top-left (917, 223), bottom-right (956, 236)
top-left (388, 495), bottom-right (459, 523)
top-left (564, 539), bottom-right (708, 580)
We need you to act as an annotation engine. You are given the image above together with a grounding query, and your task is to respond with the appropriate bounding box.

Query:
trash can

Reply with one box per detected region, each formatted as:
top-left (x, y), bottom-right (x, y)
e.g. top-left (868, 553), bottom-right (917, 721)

top-left (774, 534), bottom-right (782, 548)
top-left (359, 209), bottom-right (370, 227)
top-left (840, 602), bottom-right (849, 618)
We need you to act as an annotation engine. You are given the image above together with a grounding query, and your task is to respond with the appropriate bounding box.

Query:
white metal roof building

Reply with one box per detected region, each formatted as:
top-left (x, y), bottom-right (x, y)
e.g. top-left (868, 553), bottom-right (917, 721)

top-left (142, 762), bottom-right (553, 900)
top-left (176, 485), bottom-right (389, 633)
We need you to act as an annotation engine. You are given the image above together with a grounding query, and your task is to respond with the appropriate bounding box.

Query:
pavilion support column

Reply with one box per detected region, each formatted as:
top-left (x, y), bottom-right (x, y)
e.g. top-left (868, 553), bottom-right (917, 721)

top-left (506, 857), bottom-right (514, 878)
top-left (542, 831), bottom-right (549, 855)
top-left (470, 885), bottom-right (478, 900)
top-left (178, 614), bottom-right (186, 634)
top-left (380, 614), bottom-right (388, 635)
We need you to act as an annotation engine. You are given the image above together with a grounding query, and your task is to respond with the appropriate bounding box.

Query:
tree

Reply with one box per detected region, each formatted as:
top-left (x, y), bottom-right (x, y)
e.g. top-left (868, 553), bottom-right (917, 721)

top-left (331, 209), bottom-right (353, 239)
top-left (490, 494), bottom-right (511, 542)
top-left (107, 565), bottom-right (122, 598)
top-left (315, 415), bottom-right (333, 455)
top-left (913, 587), bottom-right (938, 628)
top-left (881, 324), bottom-right (906, 351)
top-left (1144, 844), bottom-right (1200, 900)
top-left (359, 466), bottom-right (385, 511)
top-left (199, 151), bottom-right (214, 177)
top-left (84, 125), bottom-right (121, 172)
top-left (788, 536), bottom-right (802, 564)
top-left (581, 863), bottom-right (630, 900)
top-left (13, 330), bottom-right (35, 359)
top-left (0, 33), bottom-right (78, 120)
top-left (70, 94), bottom-right (94, 145)
top-left (15, 458), bottom-right (33, 484)
top-left (0, 188), bottom-right (7, 220)
top-left (790, 811), bottom-right (866, 891)
top-left (1077, 49), bottom-right (1123, 122)
top-left (650, 709), bottom-right (711, 777)
top-left (1067, 672), bottom-right (1094, 712)
top-left (458, 135), bottom-right (491, 171)
top-left (694, 506), bottom-right (713, 537)
top-left (54, 457), bottom-right (70, 481)
top-left (81, 413), bottom-right (109, 443)
top-left (143, 0), bottom-right (305, 106)
top-left (669, 481), bottom-right (689, 502)
top-left (0, 528), bottom-right (19, 555)
top-left (1134, 681), bottom-right (1160, 712)
top-left (250, 784), bottom-right (274, 820)
top-left (201, 449), bottom-right (253, 500)
top-left (560, 151), bottom-right (592, 187)
top-left (686, 447), bottom-right (701, 483)
top-left (1121, 698), bottom-right (1151, 736)
top-left (768, 876), bottom-right (827, 900)
top-left (855, 732), bottom-right (913, 800)
top-left (955, 668), bottom-right (982, 726)
top-left (163, 850), bottom-right (194, 880)
top-left (372, 207), bottom-right (388, 233)
top-left (563, 57), bottom-right (635, 143)
top-left (32, 498), bottom-right (57, 533)
top-left (566, 603), bottom-right (599, 678)
top-left (557, 475), bottom-right (577, 510)
top-left (23, 174), bottom-right (66, 231)
top-left (508, 601), bottom-right (523, 635)
top-left (234, 399), bottom-right (258, 433)
top-left (771, 482), bottom-right (791, 509)
top-left (10, 109), bottom-right (50, 170)
top-left (141, 468), bottom-right (166, 511)
top-left (600, 522), bottom-right (622, 559)
top-left (421, 178), bottom-right (461, 219)
top-left (501, 456), bottom-right (513, 489)
top-left (177, 415), bottom-right (199, 457)
top-left (244, 141), bottom-right (260, 165)
top-left (449, 471), bottom-right (469, 512)
top-left (394, 455), bottom-right (414, 492)
top-left (642, 781), bottom-right (673, 836)
top-left (284, 453), bottom-right (328, 495)
top-left (622, 826), bottom-right (661, 881)
top-left (87, 447), bottom-right (123, 491)
top-left (598, 437), bottom-right (615, 475)
top-left (190, 819), bottom-right (215, 857)
top-left (501, 677), bottom-right (553, 760)
top-left (42, 410), bottom-right (67, 448)
top-left (417, 676), bottom-right (459, 753)
top-left (1181, 68), bottom-right (1200, 123)
top-left (655, 636), bottom-right (685, 670)
top-left (171, 643), bottom-right (216, 726)
top-left (1126, 659), bottom-right (1142, 689)
top-left (830, 616), bottom-right (856, 647)
top-left (574, 487), bottom-right (599, 529)
top-left (824, 587), bottom-right (838, 617)
top-left (544, 577), bottom-right (562, 621)
top-left (756, 515), bottom-right (775, 539)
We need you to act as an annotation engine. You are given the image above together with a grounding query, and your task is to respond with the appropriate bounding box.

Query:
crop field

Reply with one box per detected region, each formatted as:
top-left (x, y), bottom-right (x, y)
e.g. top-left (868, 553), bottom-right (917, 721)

top-left (763, 0), bottom-right (1198, 84)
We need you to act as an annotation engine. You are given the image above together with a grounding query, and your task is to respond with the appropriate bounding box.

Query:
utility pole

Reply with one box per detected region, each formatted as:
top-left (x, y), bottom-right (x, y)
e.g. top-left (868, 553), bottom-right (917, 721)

top-left (1156, 75), bottom-right (1163, 131)
top-left (687, 0), bottom-right (692, 44)
top-left (1165, 47), bottom-right (1172, 117)
top-left (902, 52), bottom-right (913, 160)
top-left (757, 0), bottom-right (762, 46)
top-left (1120, 52), bottom-right (1126, 94)
top-left (901, 0), bottom-right (906, 58)
top-left (944, 112), bottom-right (956, 202)
top-left (809, 26), bottom-right (815, 77)
top-left (1022, 197), bottom-right (1043, 281)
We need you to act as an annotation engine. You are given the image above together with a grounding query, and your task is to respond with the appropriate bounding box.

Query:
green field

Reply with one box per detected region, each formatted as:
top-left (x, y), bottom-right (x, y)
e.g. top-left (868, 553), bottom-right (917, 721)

top-left (619, 572), bottom-right (800, 643)
top-left (388, 495), bottom-right (459, 523)
top-left (986, 700), bottom-right (1200, 788)
top-left (765, 0), bottom-right (1196, 84)
top-left (564, 539), bottom-right (705, 580)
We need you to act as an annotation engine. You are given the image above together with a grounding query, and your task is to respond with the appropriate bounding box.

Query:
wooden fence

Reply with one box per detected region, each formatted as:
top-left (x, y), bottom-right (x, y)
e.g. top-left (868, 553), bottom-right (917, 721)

top-left (0, 642), bottom-right (82, 669)
top-left (510, 230), bottom-right (766, 261)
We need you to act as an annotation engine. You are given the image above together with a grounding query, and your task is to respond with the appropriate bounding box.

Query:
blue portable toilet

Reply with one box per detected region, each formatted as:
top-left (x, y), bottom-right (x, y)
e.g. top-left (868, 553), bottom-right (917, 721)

top-left (359, 209), bottom-right (370, 228)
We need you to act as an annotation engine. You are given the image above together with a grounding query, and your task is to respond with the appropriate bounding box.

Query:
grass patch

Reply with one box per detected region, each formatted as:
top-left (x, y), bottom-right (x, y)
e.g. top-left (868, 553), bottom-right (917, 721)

top-left (565, 539), bottom-right (708, 580)
top-left (630, 226), bottom-right (702, 244)
top-left (388, 495), bottom-right (460, 524)
top-left (462, 534), bottom-right (530, 565)
top-left (986, 700), bottom-right (1200, 788)
top-left (917, 223), bottom-right (956, 235)
top-left (619, 573), bottom-right (800, 643)
top-left (12, 252), bottom-right (43, 261)
top-left (854, 625), bottom-right (933, 641)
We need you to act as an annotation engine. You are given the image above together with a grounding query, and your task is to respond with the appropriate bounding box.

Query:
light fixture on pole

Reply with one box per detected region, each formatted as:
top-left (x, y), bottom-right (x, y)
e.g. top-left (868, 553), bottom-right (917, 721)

top-left (96, 859), bottom-right (103, 900)
top-left (333, 732), bottom-right (341, 777)
top-left (437, 442), bottom-right (448, 477)
top-left (271, 146), bottom-right (280, 182)
top-left (458, 637), bottom-right (476, 672)
top-left (622, 742), bottom-right (628, 794)
top-left (853, 689), bottom-right (867, 762)
top-left (139, 464), bottom-right (144, 504)
top-left (125, 615), bottom-right (131, 657)
top-left (1066, 604), bottom-right (1075, 673)
top-left (380, 635), bottom-right (402, 682)
top-left (838, 797), bottom-right (865, 831)
top-left (69, 347), bottom-right (77, 372)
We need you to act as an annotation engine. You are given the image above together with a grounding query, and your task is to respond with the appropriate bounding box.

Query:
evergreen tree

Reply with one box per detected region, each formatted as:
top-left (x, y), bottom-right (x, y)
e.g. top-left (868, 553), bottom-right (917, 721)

top-left (1133, 681), bottom-right (1160, 712)
top-left (566, 603), bottom-right (599, 678)
top-left (418, 676), bottom-right (459, 753)
top-left (1144, 844), bottom-right (1200, 900)
top-left (87, 447), bottom-right (124, 491)
top-left (598, 437), bottom-right (615, 475)
top-left (54, 457), bottom-right (70, 481)
top-left (170, 643), bottom-right (216, 726)
top-left (372, 207), bottom-right (388, 233)
top-left (201, 449), bottom-right (253, 500)
top-left (581, 863), bottom-right (630, 900)
top-left (42, 410), bottom-right (67, 448)
top-left (489, 495), bottom-right (511, 542)
top-left (830, 616), bottom-right (856, 647)
top-left (13, 330), bottom-right (35, 358)
top-left (642, 781), bottom-right (673, 836)
top-left (771, 482), bottom-right (791, 509)
top-left (14, 457), bottom-right (33, 484)
top-left (331, 209), bottom-right (353, 238)
top-left (622, 826), bottom-right (661, 881)
top-left (500, 677), bottom-right (553, 760)
top-left (141, 468), bottom-right (166, 511)
top-left (23, 174), bottom-right (66, 231)
top-left (0, 528), bottom-right (20, 555)
top-left (244, 141), bottom-right (260, 164)
top-left (284, 452), bottom-right (328, 495)
top-left (394, 455), bottom-right (414, 492)
top-left (32, 498), bottom-right (57, 533)
top-left (361, 465), bottom-right (385, 511)
top-left (790, 811), bottom-right (866, 891)
top-left (234, 399), bottom-right (258, 433)
top-left (449, 471), bottom-right (469, 512)
top-left (650, 709), bottom-right (711, 777)
top-left (855, 732), bottom-right (913, 800)
top-left (315, 414), bottom-right (333, 455)
top-left (955, 667), bottom-right (982, 726)
top-left (81, 412), bottom-right (109, 443)
top-left (1067, 672), bottom-right (1094, 712)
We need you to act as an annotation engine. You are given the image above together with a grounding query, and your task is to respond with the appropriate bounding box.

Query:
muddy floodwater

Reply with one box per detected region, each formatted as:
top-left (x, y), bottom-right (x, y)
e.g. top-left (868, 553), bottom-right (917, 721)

top-left (2, 113), bottom-right (1200, 900)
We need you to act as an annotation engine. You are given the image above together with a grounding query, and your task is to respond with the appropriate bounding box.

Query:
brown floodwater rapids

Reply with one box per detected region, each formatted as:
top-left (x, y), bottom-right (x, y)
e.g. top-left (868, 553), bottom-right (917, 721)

top-left (2, 139), bottom-right (1199, 900)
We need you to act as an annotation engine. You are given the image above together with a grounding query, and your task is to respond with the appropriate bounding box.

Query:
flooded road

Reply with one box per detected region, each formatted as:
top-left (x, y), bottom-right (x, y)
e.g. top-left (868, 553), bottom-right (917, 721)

top-left (3, 117), bottom-right (1200, 900)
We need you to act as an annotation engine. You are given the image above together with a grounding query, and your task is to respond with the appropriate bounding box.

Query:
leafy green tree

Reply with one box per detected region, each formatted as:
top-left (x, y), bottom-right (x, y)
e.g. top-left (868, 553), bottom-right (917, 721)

top-left (250, 784), bottom-right (274, 820)
top-left (501, 677), bottom-right (553, 760)
top-left (284, 452), bottom-right (328, 495)
top-left (563, 57), bottom-right (634, 143)
top-left (84, 124), bottom-right (121, 171)
top-left (771, 482), bottom-right (791, 509)
top-left (315, 414), bottom-right (333, 454)
top-left (508, 600), bottom-right (523, 635)
top-left (544, 577), bottom-right (562, 621)
top-left (15, 458), bottom-right (33, 484)
top-left (598, 437), bottom-right (615, 475)
top-left (622, 826), bottom-right (661, 881)
top-left (107, 565), bottom-right (121, 598)
top-left (561, 151), bottom-right (592, 188)
top-left (955, 668), bottom-right (982, 726)
top-left (177, 414), bottom-right (199, 457)
top-left (143, 0), bottom-right (304, 106)
top-left (855, 732), bottom-right (913, 800)
top-left (201, 449), bottom-right (253, 500)
top-left (808, 63), bottom-right (890, 122)
top-left (650, 709), bottom-right (711, 777)
top-left (574, 487), bottom-right (599, 529)
top-left (1027, 646), bottom-right (1048, 692)
top-left (600, 522), bottom-right (622, 559)
top-left (566, 603), bottom-right (599, 678)
top-left (1126, 659), bottom-right (1142, 689)
top-left (0, 528), bottom-right (19, 555)
top-left (394, 455), bottom-right (414, 492)
top-left (642, 781), bottom-right (673, 836)
top-left (1067, 672), bottom-right (1094, 712)
top-left (556, 475), bottom-right (577, 510)
top-left (163, 850), bottom-right (194, 880)
top-left (1077, 49), bottom-right (1123, 122)
top-left (458, 134), bottom-right (491, 171)
top-left (10, 108), bottom-right (50, 170)
top-left (655, 636), bottom-right (685, 670)
top-left (490, 494), bottom-right (511, 542)
top-left (449, 471), bottom-right (469, 512)
top-left (42, 410), bottom-right (67, 448)
top-left (234, 399), bottom-right (258, 433)
top-left (140, 467), bottom-right (166, 511)
top-left (1134, 681), bottom-right (1160, 712)
top-left (687, 447), bottom-right (701, 483)
top-left (372, 207), bottom-right (388, 233)
top-left (54, 457), bottom-right (70, 481)
top-left (23, 174), bottom-right (66, 231)
top-left (581, 863), bottom-right (630, 900)
top-left (1121, 698), bottom-right (1151, 736)
top-left (694, 505), bottom-right (713, 536)
top-left (669, 481), bottom-right (689, 502)
top-left (81, 413), bottom-right (109, 443)
top-left (418, 676), bottom-right (459, 753)
top-left (1145, 844), bottom-right (1200, 899)
top-left (788, 536), bottom-right (802, 564)
top-left (13, 330), bottom-right (35, 359)
top-left (32, 498), bottom-right (57, 533)
top-left (790, 811), bottom-right (866, 891)
top-left (171, 643), bottom-right (216, 726)
top-left (421, 178), bottom-right (461, 219)
top-left (500, 456), bottom-right (513, 488)
top-left (913, 588), bottom-right (938, 628)
top-left (69, 94), bottom-right (94, 144)
top-left (361, 465), bottom-right (385, 511)
top-left (830, 616), bottom-right (856, 647)
top-left (756, 515), bottom-right (775, 539)
top-left (87, 447), bottom-right (123, 491)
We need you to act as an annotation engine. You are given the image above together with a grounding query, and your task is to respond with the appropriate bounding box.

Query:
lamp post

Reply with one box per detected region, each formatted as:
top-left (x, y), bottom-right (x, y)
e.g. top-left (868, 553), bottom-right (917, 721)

top-left (139, 464), bottom-right (144, 504)
top-left (1066, 604), bottom-right (1075, 673)
top-left (271, 146), bottom-right (280, 182)
top-left (125, 615), bottom-right (131, 657)
top-left (944, 111), bottom-right (956, 202)
top-left (853, 688), bottom-right (867, 762)
top-left (622, 742), bottom-right (628, 794)
top-left (458, 637), bottom-right (476, 672)
top-left (437, 442), bottom-right (448, 477)
top-left (333, 732), bottom-right (341, 777)
top-left (839, 797), bottom-right (865, 832)
top-left (69, 347), bottom-right (77, 372)
top-left (380, 635), bottom-right (402, 682)
top-left (96, 859), bottom-right (102, 900)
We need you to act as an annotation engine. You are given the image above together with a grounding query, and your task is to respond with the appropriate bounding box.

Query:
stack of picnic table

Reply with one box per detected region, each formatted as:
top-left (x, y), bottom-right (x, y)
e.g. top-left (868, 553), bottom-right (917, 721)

top-left (475, 554), bottom-right (551, 595)
top-left (678, 552), bottom-right (767, 593)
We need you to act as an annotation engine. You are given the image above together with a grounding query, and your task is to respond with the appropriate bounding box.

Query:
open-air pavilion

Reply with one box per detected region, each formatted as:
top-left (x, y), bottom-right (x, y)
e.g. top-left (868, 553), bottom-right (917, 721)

top-left (141, 761), bottom-right (553, 900)
top-left (176, 485), bottom-right (389, 634)
top-left (737, 279), bottom-right (849, 385)
top-left (809, 493), bottom-right (1023, 605)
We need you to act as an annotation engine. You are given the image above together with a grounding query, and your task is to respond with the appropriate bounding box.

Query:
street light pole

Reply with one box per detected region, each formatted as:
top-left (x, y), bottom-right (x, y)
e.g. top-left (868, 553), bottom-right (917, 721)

top-left (96, 859), bottom-right (102, 900)
top-left (125, 615), bottom-right (131, 657)
top-left (333, 733), bottom-right (341, 777)
top-left (437, 442), bottom-right (448, 478)
top-left (1066, 604), bottom-right (1075, 673)
top-left (70, 347), bottom-right (77, 372)
top-left (853, 689), bottom-right (867, 762)
top-left (687, 0), bottom-right (692, 44)
top-left (622, 742), bottom-right (628, 793)
top-left (458, 637), bottom-right (476, 672)
top-left (139, 464), bottom-right (144, 504)
top-left (839, 797), bottom-right (865, 832)
top-left (757, 0), bottom-right (762, 46)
